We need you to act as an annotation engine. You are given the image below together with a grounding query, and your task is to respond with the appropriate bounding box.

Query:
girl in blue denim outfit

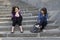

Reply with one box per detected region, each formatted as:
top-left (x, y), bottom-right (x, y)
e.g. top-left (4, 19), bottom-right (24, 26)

top-left (37, 8), bottom-right (48, 32)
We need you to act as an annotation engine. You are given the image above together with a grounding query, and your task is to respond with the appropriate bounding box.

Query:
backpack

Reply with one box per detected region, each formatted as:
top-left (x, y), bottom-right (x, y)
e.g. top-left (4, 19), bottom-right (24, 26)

top-left (30, 23), bottom-right (41, 33)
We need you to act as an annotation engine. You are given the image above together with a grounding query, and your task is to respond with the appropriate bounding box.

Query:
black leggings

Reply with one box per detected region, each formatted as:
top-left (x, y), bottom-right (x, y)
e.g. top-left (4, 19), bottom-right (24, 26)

top-left (40, 22), bottom-right (47, 31)
top-left (12, 17), bottom-right (23, 26)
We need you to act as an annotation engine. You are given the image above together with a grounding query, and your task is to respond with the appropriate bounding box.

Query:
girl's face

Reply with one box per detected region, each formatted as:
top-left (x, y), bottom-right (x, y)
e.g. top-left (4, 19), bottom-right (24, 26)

top-left (41, 10), bottom-right (44, 14)
top-left (15, 8), bottom-right (19, 12)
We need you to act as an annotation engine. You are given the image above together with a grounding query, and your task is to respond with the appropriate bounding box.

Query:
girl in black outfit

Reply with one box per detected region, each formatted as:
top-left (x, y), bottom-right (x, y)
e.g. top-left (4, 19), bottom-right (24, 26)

top-left (11, 6), bottom-right (23, 33)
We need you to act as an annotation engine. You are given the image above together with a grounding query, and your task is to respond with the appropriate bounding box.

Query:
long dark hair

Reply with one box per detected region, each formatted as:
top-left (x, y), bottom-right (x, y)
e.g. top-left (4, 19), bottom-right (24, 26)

top-left (12, 6), bottom-right (19, 13)
top-left (40, 7), bottom-right (47, 15)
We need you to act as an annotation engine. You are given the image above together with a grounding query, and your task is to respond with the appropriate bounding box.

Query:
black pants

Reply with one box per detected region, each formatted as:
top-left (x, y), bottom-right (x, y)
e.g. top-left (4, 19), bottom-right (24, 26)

top-left (40, 22), bottom-right (47, 31)
top-left (12, 16), bottom-right (23, 26)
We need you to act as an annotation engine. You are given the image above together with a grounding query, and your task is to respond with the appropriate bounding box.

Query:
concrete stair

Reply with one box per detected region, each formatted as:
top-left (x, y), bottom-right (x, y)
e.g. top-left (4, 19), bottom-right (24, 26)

top-left (0, 31), bottom-right (38, 37)
top-left (0, 0), bottom-right (38, 37)
top-left (0, 0), bottom-right (59, 37)
top-left (1, 37), bottom-right (60, 40)
top-left (40, 28), bottom-right (60, 37)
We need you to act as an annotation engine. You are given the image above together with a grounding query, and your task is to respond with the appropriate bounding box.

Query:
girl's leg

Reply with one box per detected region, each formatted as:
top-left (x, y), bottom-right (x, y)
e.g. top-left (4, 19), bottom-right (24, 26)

top-left (18, 16), bottom-right (23, 33)
top-left (40, 25), bottom-right (45, 31)
top-left (40, 22), bottom-right (47, 32)
top-left (11, 26), bottom-right (15, 33)
top-left (19, 25), bottom-right (23, 33)
top-left (11, 19), bottom-right (16, 33)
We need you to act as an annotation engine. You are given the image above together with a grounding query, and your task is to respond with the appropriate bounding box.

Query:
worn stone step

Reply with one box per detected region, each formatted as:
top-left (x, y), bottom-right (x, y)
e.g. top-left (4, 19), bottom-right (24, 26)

top-left (0, 7), bottom-right (27, 11)
top-left (0, 15), bottom-right (38, 19)
top-left (0, 5), bottom-right (11, 7)
top-left (0, 13), bottom-right (50, 17)
top-left (0, 25), bottom-right (33, 31)
top-left (0, 20), bottom-right (37, 23)
top-left (0, 12), bottom-right (32, 15)
top-left (0, 13), bottom-right (32, 16)
top-left (0, 17), bottom-right (37, 21)
top-left (0, 6), bottom-right (36, 11)
top-left (0, 16), bottom-right (37, 21)
top-left (0, 15), bottom-right (51, 20)
top-left (1, 37), bottom-right (60, 40)
top-left (0, 0), bottom-right (4, 1)
top-left (40, 28), bottom-right (60, 37)
top-left (0, 24), bottom-right (58, 31)
top-left (0, 7), bottom-right (11, 9)
top-left (0, 0), bottom-right (4, 3)
top-left (0, 20), bottom-right (55, 26)
top-left (0, 9), bottom-right (11, 11)
top-left (0, 31), bottom-right (37, 37)
top-left (0, 4), bottom-right (11, 5)
top-left (0, 14), bottom-right (38, 20)
top-left (0, 20), bottom-right (37, 25)
top-left (0, 11), bottom-right (34, 14)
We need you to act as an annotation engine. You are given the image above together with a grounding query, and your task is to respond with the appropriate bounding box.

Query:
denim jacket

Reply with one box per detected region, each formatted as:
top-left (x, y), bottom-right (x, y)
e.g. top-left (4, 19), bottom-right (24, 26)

top-left (37, 12), bottom-right (48, 24)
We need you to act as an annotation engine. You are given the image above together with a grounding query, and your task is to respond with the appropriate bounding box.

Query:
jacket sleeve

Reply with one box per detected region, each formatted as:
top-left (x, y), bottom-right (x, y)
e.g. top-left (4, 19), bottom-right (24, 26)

top-left (19, 11), bottom-right (22, 16)
top-left (46, 13), bottom-right (48, 20)
top-left (12, 13), bottom-right (14, 17)
top-left (37, 12), bottom-right (41, 23)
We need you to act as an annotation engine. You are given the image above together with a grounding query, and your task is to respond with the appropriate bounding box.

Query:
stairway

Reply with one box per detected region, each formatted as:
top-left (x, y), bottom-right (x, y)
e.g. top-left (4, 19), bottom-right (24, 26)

top-left (0, 0), bottom-right (59, 37)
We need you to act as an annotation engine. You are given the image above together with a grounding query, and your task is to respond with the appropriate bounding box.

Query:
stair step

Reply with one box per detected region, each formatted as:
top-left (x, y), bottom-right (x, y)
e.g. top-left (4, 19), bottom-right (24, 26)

top-left (0, 31), bottom-right (37, 37)
top-left (0, 16), bottom-right (51, 20)
top-left (0, 11), bottom-right (33, 14)
top-left (0, 13), bottom-right (52, 20)
top-left (0, 16), bottom-right (37, 20)
top-left (0, 13), bottom-right (32, 17)
top-left (0, 0), bottom-right (4, 1)
top-left (0, 17), bottom-right (37, 21)
top-left (1, 37), bottom-right (60, 40)
top-left (0, 20), bottom-right (37, 23)
top-left (0, 24), bottom-right (58, 31)
top-left (40, 28), bottom-right (60, 37)
top-left (0, 8), bottom-right (36, 11)
top-left (0, 20), bottom-right (36, 26)
top-left (0, 4), bottom-right (11, 6)
top-left (0, 7), bottom-right (11, 9)
top-left (0, 19), bottom-right (55, 24)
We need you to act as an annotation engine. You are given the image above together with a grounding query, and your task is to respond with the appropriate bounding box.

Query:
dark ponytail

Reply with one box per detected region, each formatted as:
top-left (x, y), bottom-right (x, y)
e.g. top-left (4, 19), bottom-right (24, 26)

top-left (12, 6), bottom-right (19, 13)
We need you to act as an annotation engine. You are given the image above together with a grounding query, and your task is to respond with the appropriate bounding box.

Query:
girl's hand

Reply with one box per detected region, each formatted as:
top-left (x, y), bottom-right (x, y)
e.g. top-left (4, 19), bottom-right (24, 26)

top-left (15, 12), bottom-right (19, 17)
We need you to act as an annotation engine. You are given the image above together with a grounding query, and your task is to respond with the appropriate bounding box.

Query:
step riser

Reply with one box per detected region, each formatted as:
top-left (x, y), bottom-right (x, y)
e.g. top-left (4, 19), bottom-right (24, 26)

top-left (0, 25), bottom-right (58, 31)
top-left (0, 33), bottom-right (37, 37)
top-left (0, 16), bottom-right (37, 18)
top-left (0, 15), bottom-right (32, 17)
top-left (0, 15), bottom-right (51, 20)
top-left (40, 32), bottom-right (60, 37)
top-left (0, 16), bottom-right (54, 20)
top-left (0, 22), bottom-right (54, 25)
top-left (0, 18), bottom-right (37, 21)
top-left (0, 21), bottom-right (54, 25)
top-left (0, 14), bottom-right (32, 17)
top-left (0, 22), bottom-right (36, 26)
top-left (0, 20), bottom-right (55, 24)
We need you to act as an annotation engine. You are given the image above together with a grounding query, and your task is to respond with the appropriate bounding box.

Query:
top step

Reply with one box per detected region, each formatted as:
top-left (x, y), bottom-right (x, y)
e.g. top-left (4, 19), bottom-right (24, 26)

top-left (0, 0), bottom-right (4, 1)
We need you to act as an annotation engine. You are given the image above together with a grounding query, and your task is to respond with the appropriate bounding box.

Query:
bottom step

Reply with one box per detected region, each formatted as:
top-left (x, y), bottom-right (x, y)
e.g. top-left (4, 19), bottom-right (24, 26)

top-left (0, 37), bottom-right (60, 40)
top-left (0, 31), bottom-right (37, 37)
top-left (0, 31), bottom-right (38, 37)
top-left (40, 28), bottom-right (60, 37)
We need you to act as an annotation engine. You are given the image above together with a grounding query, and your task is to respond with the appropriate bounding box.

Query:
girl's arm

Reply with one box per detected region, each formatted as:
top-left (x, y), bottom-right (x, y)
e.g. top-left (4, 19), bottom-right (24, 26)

top-left (37, 12), bottom-right (41, 23)
top-left (19, 10), bottom-right (22, 16)
top-left (46, 13), bottom-right (48, 20)
top-left (11, 12), bottom-right (15, 18)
